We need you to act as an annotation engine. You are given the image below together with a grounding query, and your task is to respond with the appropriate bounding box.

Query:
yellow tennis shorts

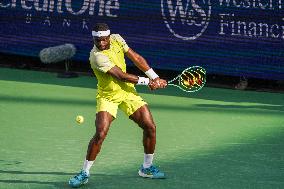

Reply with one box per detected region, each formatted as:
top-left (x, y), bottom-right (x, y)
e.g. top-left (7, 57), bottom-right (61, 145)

top-left (96, 92), bottom-right (147, 118)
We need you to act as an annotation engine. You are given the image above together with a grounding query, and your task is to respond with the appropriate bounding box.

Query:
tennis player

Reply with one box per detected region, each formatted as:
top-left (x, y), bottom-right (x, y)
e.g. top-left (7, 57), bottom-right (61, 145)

top-left (69, 23), bottom-right (167, 188)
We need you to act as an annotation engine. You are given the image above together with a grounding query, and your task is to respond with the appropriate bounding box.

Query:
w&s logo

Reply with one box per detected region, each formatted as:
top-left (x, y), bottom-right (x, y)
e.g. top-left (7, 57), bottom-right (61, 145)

top-left (161, 0), bottom-right (211, 40)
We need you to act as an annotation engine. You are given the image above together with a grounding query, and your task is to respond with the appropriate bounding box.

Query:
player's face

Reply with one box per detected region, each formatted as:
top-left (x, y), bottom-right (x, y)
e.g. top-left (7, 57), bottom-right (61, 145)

top-left (94, 36), bottom-right (110, 51)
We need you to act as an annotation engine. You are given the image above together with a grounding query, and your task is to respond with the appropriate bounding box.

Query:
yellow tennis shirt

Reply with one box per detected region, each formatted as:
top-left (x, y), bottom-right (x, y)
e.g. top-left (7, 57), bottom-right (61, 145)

top-left (89, 34), bottom-right (136, 100)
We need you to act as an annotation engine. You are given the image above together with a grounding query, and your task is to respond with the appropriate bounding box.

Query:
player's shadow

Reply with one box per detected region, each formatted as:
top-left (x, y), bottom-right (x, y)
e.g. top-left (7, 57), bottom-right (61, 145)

top-left (0, 171), bottom-right (138, 189)
top-left (0, 170), bottom-right (73, 188)
top-left (0, 179), bottom-right (66, 188)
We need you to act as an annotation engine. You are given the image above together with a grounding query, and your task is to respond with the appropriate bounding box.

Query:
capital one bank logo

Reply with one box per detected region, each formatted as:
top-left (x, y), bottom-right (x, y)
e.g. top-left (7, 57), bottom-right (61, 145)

top-left (161, 0), bottom-right (211, 40)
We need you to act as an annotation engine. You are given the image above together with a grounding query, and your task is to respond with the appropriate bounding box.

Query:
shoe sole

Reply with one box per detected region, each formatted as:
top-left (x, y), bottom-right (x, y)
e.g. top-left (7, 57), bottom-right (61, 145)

top-left (138, 170), bottom-right (165, 179)
top-left (69, 179), bottom-right (88, 188)
top-left (138, 170), bottom-right (153, 178)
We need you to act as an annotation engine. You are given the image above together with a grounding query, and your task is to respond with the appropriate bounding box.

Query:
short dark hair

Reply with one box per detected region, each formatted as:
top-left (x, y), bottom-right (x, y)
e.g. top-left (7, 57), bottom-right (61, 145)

top-left (93, 23), bottom-right (109, 31)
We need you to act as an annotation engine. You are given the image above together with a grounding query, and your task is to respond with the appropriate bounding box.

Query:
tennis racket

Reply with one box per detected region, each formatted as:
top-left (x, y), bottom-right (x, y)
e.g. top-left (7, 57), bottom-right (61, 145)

top-left (168, 66), bottom-right (206, 92)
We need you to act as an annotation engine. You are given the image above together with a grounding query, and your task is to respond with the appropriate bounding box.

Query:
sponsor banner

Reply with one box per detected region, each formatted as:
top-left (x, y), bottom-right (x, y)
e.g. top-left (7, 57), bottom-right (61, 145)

top-left (0, 0), bottom-right (283, 80)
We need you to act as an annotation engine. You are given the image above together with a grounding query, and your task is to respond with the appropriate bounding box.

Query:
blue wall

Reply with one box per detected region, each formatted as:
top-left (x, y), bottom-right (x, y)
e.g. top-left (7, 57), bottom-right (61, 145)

top-left (0, 0), bottom-right (283, 80)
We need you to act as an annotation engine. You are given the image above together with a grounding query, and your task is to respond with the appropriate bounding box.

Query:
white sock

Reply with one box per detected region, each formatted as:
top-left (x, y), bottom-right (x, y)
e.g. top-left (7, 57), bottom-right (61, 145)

top-left (82, 159), bottom-right (94, 175)
top-left (143, 153), bottom-right (154, 168)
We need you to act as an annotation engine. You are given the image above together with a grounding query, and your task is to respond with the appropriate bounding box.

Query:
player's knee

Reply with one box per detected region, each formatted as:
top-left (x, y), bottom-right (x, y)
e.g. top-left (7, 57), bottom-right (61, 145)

top-left (94, 131), bottom-right (107, 144)
top-left (144, 123), bottom-right (156, 135)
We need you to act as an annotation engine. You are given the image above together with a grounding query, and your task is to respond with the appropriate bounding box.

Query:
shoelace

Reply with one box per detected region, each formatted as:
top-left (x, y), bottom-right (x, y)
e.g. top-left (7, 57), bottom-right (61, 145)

top-left (149, 166), bottom-right (159, 174)
top-left (74, 172), bottom-right (87, 181)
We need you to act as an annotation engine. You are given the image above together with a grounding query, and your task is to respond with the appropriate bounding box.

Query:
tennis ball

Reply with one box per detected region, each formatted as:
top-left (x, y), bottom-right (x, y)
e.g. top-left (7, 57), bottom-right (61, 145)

top-left (76, 115), bottom-right (84, 124)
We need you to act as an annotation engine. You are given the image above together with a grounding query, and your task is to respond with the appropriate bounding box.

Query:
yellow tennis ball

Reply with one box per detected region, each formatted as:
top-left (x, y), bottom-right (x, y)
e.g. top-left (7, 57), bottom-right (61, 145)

top-left (76, 115), bottom-right (84, 124)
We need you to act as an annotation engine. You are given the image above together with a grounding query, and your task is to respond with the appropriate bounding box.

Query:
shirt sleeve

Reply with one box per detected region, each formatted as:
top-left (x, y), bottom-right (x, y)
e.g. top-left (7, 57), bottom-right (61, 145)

top-left (93, 53), bottom-right (115, 73)
top-left (112, 34), bottom-right (129, 53)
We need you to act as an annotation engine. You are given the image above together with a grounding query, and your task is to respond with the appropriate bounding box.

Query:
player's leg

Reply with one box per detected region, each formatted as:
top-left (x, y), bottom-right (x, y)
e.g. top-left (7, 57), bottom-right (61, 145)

top-left (86, 111), bottom-right (114, 162)
top-left (129, 105), bottom-right (165, 179)
top-left (69, 111), bottom-right (114, 188)
top-left (83, 98), bottom-right (118, 173)
top-left (69, 98), bottom-right (118, 188)
top-left (130, 105), bottom-right (156, 154)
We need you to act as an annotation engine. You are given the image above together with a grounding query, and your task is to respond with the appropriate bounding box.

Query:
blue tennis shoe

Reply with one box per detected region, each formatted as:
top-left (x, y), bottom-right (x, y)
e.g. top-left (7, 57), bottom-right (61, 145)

top-left (138, 165), bottom-right (165, 179)
top-left (69, 170), bottom-right (89, 188)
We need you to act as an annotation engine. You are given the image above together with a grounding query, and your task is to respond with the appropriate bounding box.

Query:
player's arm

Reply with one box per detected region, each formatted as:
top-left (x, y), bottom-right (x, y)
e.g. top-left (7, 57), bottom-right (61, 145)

top-left (125, 48), bottom-right (167, 88)
top-left (114, 34), bottom-right (166, 88)
top-left (125, 48), bottom-right (150, 72)
top-left (107, 66), bottom-right (139, 84)
top-left (107, 66), bottom-right (162, 90)
top-left (93, 52), bottom-right (152, 87)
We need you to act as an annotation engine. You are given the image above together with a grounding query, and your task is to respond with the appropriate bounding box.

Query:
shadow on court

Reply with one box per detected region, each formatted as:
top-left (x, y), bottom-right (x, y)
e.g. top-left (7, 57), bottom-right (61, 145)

top-left (0, 180), bottom-right (67, 189)
top-left (0, 95), bottom-right (97, 107)
top-left (0, 130), bottom-right (283, 189)
top-left (0, 170), bottom-right (74, 175)
top-left (0, 68), bottom-right (283, 107)
top-left (0, 94), bottom-right (283, 116)
top-left (89, 130), bottom-right (284, 189)
top-left (195, 104), bottom-right (284, 112)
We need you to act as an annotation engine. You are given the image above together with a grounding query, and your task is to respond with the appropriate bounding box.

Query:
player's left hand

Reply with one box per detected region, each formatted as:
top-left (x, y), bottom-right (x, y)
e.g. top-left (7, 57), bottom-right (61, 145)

top-left (148, 78), bottom-right (167, 90)
top-left (157, 78), bottom-right (167, 88)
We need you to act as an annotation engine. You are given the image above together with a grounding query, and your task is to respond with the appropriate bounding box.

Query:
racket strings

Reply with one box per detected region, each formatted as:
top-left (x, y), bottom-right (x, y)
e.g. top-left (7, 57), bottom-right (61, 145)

top-left (180, 68), bottom-right (206, 90)
top-left (167, 66), bottom-right (206, 93)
